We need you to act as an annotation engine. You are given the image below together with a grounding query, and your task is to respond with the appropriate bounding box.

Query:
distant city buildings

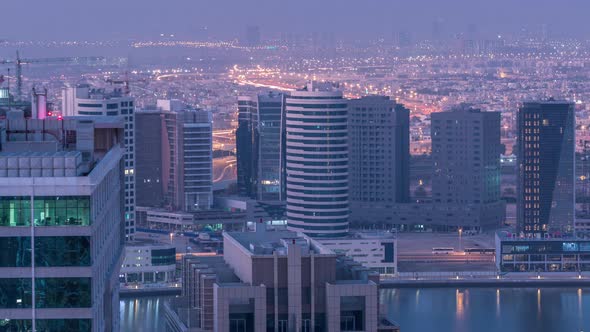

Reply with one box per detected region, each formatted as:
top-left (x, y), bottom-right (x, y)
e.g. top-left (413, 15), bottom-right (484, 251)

top-left (348, 96), bottom-right (410, 223)
top-left (0, 113), bottom-right (124, 331)
top-left (285, 82), bottom-right (349, 237)
top-left (245, 25), bottom-right (261, 47)
top-left (517, 100), bottom-right (575, 237)
top-left (62, 83), bottom-right (136, 240)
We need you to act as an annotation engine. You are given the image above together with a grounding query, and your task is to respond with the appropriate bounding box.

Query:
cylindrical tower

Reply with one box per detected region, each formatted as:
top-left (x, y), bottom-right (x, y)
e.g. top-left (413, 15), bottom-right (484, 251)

top-left (285, 82), bottom-right (349, 237)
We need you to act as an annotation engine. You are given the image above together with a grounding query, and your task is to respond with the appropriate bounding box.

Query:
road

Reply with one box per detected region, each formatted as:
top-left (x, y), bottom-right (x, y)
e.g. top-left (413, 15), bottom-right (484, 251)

top-left (213, 156), bottom-right (236, 183)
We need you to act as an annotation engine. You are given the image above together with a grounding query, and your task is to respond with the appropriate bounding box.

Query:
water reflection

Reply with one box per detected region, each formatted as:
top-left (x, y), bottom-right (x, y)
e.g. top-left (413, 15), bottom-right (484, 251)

top-left (121, 290), bottom-right (590, 332)
top-left (384, 288), bottom-right (590, 332)
top-left (456, 289), bottom-right (465, 319)
top-left (120, 297), bottom-right (169, 332)
top-left (495, 289), bottom-right (500, 317)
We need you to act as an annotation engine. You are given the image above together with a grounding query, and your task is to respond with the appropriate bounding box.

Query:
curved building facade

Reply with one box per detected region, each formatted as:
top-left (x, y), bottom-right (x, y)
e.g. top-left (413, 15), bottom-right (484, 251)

top-left (285, 82), bottom-right (349, 237)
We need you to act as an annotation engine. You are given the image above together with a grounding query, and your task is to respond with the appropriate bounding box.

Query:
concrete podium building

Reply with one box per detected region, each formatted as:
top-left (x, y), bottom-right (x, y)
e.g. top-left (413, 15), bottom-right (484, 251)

top-left (165, 224), bottom-right (398, 332)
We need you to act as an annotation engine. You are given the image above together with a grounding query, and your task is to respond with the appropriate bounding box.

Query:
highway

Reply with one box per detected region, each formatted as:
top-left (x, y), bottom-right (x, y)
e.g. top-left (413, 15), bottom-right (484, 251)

top-left (213, 156), bottom-right (236, 183)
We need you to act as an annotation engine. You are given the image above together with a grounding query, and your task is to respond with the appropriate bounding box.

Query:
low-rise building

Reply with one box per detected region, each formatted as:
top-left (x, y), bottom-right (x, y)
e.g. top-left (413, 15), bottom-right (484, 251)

top-left (165, 223), bottom-right (398, 332)
top-left (495, 232), bottom-right (590, 272)
top-left (317, 232), bottom-right (397, 276)
top-left (120, 239), bottom-right (177, 284)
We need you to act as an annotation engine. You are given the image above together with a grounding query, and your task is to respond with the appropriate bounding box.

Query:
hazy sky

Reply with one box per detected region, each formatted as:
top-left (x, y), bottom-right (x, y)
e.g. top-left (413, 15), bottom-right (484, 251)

top-left (4, 0), bottom-right (590, 40)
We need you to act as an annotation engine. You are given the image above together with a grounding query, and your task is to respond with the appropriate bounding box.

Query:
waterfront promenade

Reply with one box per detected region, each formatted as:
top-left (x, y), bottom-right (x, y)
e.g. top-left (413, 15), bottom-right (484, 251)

top-left (381, 271), bottom-right (590, 288)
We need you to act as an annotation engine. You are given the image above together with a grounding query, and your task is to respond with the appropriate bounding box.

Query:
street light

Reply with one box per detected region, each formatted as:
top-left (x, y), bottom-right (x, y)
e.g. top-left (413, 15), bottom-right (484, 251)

top-left (169, 232), bottom-right (174, 244)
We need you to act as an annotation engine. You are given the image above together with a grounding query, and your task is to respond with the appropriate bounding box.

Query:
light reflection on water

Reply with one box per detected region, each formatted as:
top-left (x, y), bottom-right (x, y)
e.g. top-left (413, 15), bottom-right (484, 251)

top-left (121, 289), bottom-right (590, 332)
top-left (120, 297), bottom-right (168, 332)
top-left (383, 287), bottom-right (590, 332)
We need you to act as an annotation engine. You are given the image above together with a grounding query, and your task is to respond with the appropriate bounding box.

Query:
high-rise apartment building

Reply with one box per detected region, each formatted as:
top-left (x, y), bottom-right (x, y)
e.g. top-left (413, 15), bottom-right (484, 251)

top-left (517, 100), bottom-right (575, 237)
top-left (348, 96), bottom-right (409, 224)
top-left (431, 108), bottom-right (502, 205)
top-left (0, 113), bottom-right (124, 332)
top-left (236, 96), bottom-right (256, 197)
top-left (254, 92), bottom-right (285, 201)
top-left (62, 84), bottom-right (136, 240)
top-left (285, 82), bottom-right (349, 237)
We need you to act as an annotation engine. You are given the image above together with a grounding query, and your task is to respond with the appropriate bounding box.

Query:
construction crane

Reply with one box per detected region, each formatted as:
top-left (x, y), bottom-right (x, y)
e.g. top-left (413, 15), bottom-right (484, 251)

top-left (0, 51), bottom-right (106, 100)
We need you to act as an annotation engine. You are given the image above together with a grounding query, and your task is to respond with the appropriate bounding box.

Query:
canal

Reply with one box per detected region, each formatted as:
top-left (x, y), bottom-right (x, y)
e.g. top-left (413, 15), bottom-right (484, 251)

top-left (120, 287), bottom-right (590, 332)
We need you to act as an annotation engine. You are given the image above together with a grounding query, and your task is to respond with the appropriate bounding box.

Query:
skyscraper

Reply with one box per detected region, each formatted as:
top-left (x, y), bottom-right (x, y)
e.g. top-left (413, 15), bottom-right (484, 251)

top-left (236, 96), bottom-right (256, 197)
top-left (162, 105), bottom-right (213, 212)
top-left (0, 114), bottom-right (124, 332)
top-left (517, 100), bottom-right (575, 237)
top-left (254, 92), bottom-right (285, 201)
top-left (135, 109), bottom-right (165, 207)
top-left (135, 100), bottom-right (213, 212)
top-left (62, 84), bottom-right (136, 240)
top-left (431, 108), bottom-right (502, 206)
top-left (348, 96), bottom-right (410, 224)
top-left (285, 82), bottom-right (349, 237)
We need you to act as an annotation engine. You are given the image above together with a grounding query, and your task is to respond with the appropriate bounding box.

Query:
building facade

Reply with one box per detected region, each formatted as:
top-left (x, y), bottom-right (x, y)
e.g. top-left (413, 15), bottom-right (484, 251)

top-left (236, 96), bottom-right (257, 197)
top-left (517, 101), bottom-right (575, 237)
top-left (120, 239), bottom-right (176, 284)
top-left (495, 233), bottom-right (590, 273)
top-left (0, 114), bottom-right (124, 332)
top-left (165, 224), bottom-right (398, 332)
top-left (163, 108), bottom-right (213, 211)
top-left (317, 232), bottom-right (397, 275)
top-left (431, 108), bottom-right (502, 205)
top-left (254, 92), bottom-right (285, 201)
top-left (348, 96), bottom-right (410, 223)
top-left (135, 109), bottom-right (165, 207)
top-left (62, 84), bottom-right (136, 240)
top-left (285, 82), bottom-right (349, 238)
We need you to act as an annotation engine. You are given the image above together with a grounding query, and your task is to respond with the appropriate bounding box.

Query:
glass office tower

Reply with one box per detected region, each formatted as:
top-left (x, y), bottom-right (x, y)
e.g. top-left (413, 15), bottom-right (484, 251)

top-left (517, 100), bottom-right (575, 237)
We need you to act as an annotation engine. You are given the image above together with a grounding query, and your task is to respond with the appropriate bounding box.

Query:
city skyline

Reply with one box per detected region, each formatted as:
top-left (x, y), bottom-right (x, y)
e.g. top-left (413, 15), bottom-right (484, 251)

top-left (2, 1), bottom-right (590, 331)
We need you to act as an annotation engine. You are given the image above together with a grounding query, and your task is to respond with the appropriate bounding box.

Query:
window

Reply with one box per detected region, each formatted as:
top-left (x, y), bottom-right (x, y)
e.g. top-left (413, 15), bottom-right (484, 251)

top-left (35, 237), bottom-right (91, 267)
top-left (33, 196), bottom-right (91, 226)
top-left (0, 197), bottom-right (31, 226)
top-left (0, 279), bottom-right (32, 308)
top-left (36, 320), bottom-right (91, 332)
top-left (0, 237), bottom-right (31, 267)
top-left (78, 103), bottom-right (102, 108)
top-left (35, 278), bottom-right (91, 308)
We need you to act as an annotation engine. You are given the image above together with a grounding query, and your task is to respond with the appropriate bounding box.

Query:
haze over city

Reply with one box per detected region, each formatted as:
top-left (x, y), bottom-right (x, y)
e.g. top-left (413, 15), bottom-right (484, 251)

top-left (3, 0), bottom-right (590, 40)
top-left (0, 1), bottom-right (590, 332)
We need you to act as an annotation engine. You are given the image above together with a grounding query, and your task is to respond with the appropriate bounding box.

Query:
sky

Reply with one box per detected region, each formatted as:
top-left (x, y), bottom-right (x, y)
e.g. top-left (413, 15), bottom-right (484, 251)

top-left (3, 0), bottom-right (590, 41)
